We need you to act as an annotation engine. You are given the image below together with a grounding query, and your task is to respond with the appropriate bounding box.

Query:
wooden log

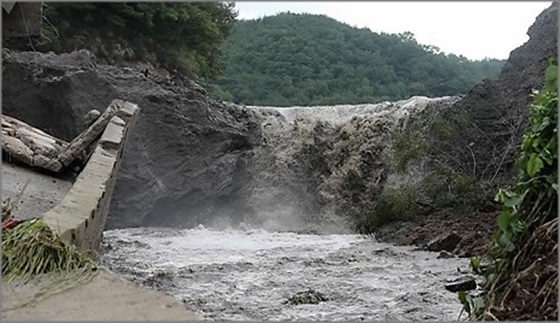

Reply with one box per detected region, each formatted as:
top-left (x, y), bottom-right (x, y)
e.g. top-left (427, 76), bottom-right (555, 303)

top-left (57, 100), bottom-right (124, 167)
top-left (2, 99), bottom-right (133, 173)
top-left (2, 115), bottom-right (68, 172)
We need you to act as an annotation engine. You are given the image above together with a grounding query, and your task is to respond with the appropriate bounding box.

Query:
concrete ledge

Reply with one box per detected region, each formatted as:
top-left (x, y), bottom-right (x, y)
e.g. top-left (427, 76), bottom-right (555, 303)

top-left (2, 268), bottom-right (199, 321)
top-left (43, 100), bottom-right (139, 255)
top-left (1, 163), bottom-right (72, 221)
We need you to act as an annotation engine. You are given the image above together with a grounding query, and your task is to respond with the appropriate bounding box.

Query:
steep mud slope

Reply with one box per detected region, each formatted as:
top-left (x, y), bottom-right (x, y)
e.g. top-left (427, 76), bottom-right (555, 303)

top-left (429, 3), bottom-right (558, 187)
top-left (373, 3), bottom-right (559, 253)
top-left (2, 50), bottom-right (263, 229)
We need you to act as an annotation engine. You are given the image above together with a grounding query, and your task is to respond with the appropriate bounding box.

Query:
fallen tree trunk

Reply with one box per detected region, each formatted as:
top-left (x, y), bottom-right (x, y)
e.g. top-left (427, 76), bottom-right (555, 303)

top-left (2, 99), bottom-right (130, 173)
top-left (2, 115), bottom-right (67, 172)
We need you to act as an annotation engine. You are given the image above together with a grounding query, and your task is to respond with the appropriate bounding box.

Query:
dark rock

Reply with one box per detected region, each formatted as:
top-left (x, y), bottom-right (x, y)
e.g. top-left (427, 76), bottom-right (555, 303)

top-left (123, 48), bottom-right (136, 61)
top-left (144, 270), bottom-right (176, 289)
top-left (426, 231), bottom-right (462, 252)
top-left (437, 250), bottom-right (454, 259)
top-left (456, 251), bottom-right (472, 258)
top-left (82, 109), bottom-right (101, 129)
top-left (284, 289), bottom-right (328, 305)
top-left (445, 276), bottom-right (477, 293)
top-left (2, 49), bottom-right (264, 229)
top-left (2, 49), bottom-right (111, 141)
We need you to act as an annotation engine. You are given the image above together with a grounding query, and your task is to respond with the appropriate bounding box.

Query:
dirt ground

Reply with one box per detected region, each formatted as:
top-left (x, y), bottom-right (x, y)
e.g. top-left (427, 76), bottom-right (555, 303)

top-left (2, 268), bottom-right (198, 321)
top-left (373, 209), bottom-right (500, 257)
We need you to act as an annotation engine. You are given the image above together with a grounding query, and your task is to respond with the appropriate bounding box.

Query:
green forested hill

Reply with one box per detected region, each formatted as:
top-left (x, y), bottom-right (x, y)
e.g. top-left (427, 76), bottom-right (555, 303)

top-left (210, 12), bottom-right (505, 106)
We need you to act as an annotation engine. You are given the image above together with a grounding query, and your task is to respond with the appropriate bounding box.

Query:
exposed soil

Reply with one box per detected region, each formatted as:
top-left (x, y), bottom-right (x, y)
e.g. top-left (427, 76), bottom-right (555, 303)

top-left (374, 3), bottom-right (558, 261)
top-left (373, 209), bottom-right (499, 258)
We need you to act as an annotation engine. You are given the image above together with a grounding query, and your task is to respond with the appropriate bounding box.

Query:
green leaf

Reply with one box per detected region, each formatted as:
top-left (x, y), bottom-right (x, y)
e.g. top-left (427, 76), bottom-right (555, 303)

top-left (504, 194), bottom-right (522, 208)
top-left (472, 296), bottom-right (485, 312)
top-left (498, 231), bottom-right (511, 246)
top-left (544, 64), bottom-right (558, 91)
top-left (458, 291), bottom-right (467, 304)
top-left (536, 117), bottom-right (551, 132)
top-left (470, 257), bottom-right (480, 269)
top-left (497, 210), bottom-right (512, 232)
top-left (526, 153), bottom-right (544, 177)
top-left (513, 220), bottom-right (525, 233)
top-left (498, 232), bottom-right (515, 252)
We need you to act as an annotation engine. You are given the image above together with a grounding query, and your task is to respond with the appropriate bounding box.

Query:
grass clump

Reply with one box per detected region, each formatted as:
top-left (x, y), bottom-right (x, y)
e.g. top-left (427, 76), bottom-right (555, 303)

top-left (2, 198), bottom-right (15, 222)
top-left (358, 168), bottom-right (493, 234)
top-left (392, 113), bottom-right (456, 173)
top-left (423, 169), bottom-right (494, 212)
top-left (358, 186), bottom-right (419, 232)
top-left (393, 132), bottom-right (427, 173)
top-left (392, 117), bottom-right (428, 173)
top-left (2, 218), bottom-right (96, 283)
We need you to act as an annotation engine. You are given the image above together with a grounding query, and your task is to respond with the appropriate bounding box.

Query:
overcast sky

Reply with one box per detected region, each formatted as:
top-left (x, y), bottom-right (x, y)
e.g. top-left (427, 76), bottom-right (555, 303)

top-left (233, 1), bottom-right (553, 60)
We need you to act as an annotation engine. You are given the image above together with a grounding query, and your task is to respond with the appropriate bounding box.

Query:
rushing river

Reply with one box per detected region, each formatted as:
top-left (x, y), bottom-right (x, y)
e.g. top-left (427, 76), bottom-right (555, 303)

top-left (102, 226), bottom-right (468, 321)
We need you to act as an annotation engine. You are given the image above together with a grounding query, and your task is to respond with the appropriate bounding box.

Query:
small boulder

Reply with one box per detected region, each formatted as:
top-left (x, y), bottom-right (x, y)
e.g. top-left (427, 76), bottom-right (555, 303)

top-left (426, 231), bottom-right (462, 252)
top-left (284, 289), bottom-right (328, 305)
top-left (437, 250), bottom-right (454, 259)
top-left (144, 270), bottom-right (176, 289)
top-left (456, 250), bottom-right (472, 258)
top-left (445, 276), bottom-right (477, 292)
top-left (82, 109), bottom-right (101, 129)
top-left (123, 48), bottom-right (136, 61)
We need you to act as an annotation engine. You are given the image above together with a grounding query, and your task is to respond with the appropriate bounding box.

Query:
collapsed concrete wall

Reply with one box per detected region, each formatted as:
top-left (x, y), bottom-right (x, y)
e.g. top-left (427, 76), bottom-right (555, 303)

top-left (43, 100), bottom-right (138, 255)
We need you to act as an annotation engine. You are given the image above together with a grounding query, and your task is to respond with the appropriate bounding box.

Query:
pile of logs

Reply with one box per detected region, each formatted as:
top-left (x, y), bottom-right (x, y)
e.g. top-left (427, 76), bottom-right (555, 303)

top-left (2, 99), bottom-right (130, 173)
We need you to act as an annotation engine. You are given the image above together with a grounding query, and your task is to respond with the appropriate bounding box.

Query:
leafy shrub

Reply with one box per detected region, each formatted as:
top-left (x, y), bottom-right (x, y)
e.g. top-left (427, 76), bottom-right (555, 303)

top-left (392, 128), bottom-right (427, 173)
top-left (459, 58), bottom-right (558, 321)
top-left (38, 2), bottom-right (237, 80)
top-left (358, 186), bottom-right (418, 232)
top-left (392, 113), bottom-right (456, 173)
top-left (423, 169), bottom-right (494, 212)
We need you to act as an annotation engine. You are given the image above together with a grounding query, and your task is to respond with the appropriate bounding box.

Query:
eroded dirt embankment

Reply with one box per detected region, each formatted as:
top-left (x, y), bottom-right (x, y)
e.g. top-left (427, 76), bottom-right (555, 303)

top-left (372, 3), bottom-right (558, 255)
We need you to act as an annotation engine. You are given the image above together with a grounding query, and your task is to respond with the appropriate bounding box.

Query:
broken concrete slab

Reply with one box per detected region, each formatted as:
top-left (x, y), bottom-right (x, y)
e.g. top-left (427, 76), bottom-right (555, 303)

top-left (1, 163), bottom-right (72, 221)
top-left (43, 101), bottom-right (139, 255)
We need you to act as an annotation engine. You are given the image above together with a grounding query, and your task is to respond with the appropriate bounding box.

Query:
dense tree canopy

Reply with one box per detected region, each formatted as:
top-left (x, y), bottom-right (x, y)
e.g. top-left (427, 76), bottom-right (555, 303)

top-left (40, 2), bottom-right (237, 79)
top-left (211, 12), bottom-right (505, 106)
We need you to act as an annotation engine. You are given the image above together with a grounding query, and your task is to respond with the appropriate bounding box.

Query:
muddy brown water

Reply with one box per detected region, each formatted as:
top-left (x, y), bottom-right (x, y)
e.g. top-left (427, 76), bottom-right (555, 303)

top-left (102, 226), bottom-right (470, 321)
